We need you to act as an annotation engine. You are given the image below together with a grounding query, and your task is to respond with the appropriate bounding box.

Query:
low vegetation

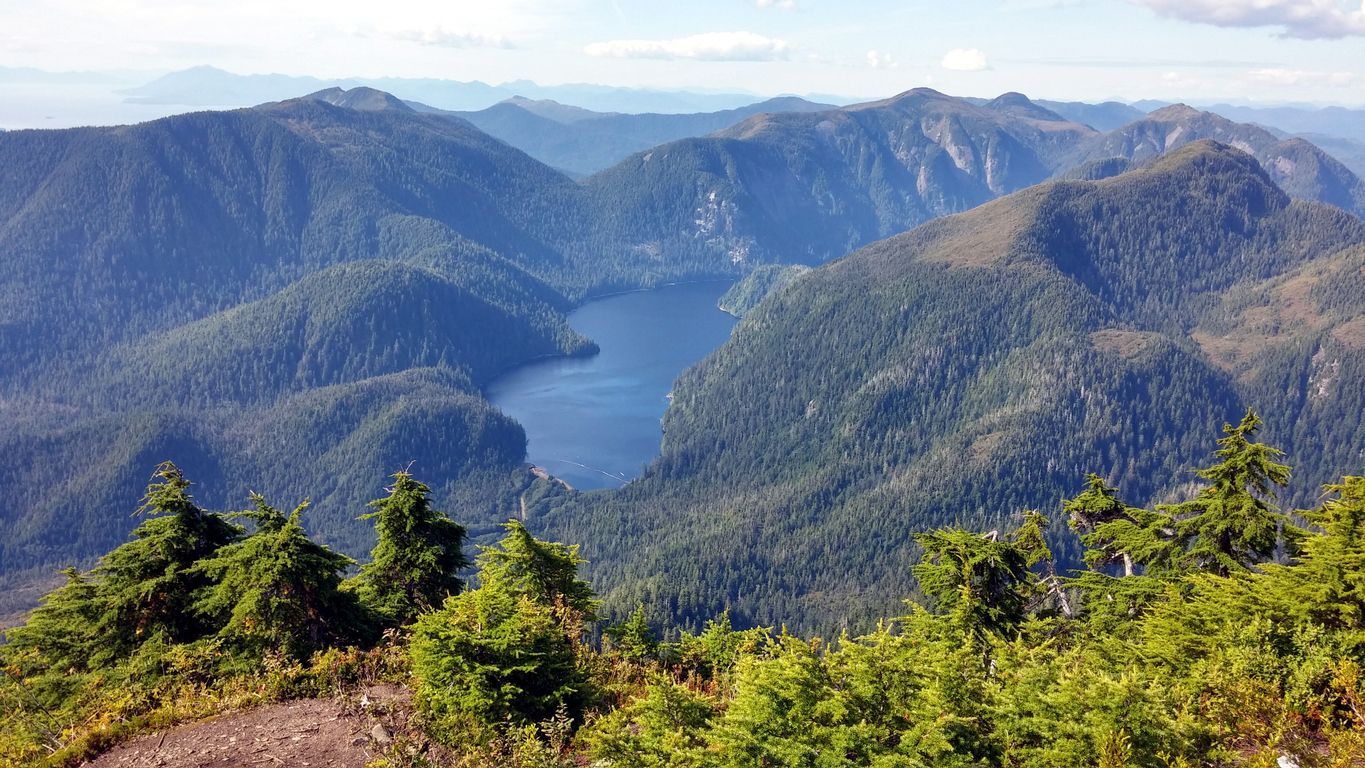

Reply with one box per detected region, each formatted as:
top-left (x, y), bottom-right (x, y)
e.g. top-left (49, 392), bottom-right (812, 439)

top-left (5, 411), bottom-right (1365, 766)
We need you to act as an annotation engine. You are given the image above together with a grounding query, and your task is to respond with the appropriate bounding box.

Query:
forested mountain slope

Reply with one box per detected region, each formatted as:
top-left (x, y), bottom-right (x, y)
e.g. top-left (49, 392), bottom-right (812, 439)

top-left (540, 142), bottom-right (1365, 633)
top-left (0, 91), bottom-right (595, 370)
top-left (584, 88), bottom-right (1096, 268)
top-left (582, 89), bottom-right (1364, 274)
top-left (0, 91), bottom-right (616, 597)
top-left (0, 86), bottom-right (847, 604)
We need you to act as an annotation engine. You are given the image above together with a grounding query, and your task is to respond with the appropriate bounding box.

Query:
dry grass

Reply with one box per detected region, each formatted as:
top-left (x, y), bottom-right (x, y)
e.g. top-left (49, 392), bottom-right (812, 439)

top-left (911, 189), bottom-right (1046, 269)
top-left (1089, 329), bottom-right (1164, 361)
top-left (1332, 316), bottom-right (1365, 349)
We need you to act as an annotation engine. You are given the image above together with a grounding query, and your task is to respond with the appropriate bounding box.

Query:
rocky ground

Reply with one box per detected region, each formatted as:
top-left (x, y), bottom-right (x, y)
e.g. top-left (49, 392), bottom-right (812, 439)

top-left (82, 684), bottom-right (425, 768)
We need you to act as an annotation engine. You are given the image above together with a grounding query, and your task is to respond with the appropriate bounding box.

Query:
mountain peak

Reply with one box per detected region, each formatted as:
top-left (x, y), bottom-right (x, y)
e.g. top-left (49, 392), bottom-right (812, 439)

top-left (896, 86), bottom-right (950, 100)
top-left (989, 91), bottom-right (1034, 107)
top-left (1146, 103), bottom-right (1205, 121)
top-left (849, 87), bottom-right (962, 113)
top-left (1132, 139), bottom-right (1286, 207)
top-left (984, 91), bottom-right (1071, 122)
top-left (871, 86), bottom-right (950, 105)
top-left (302, 86), bottom-right (413, 113)
top-left (501, 96), bottom-right (605, 123)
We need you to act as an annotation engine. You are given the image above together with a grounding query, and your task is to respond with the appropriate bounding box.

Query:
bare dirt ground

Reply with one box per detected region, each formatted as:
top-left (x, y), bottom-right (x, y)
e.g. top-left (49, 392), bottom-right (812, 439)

top-left (82, 684), bottom-right (422, 768)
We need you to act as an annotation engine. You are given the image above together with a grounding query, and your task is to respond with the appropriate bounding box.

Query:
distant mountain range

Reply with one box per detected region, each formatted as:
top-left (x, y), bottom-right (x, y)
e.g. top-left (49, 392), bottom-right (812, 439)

top-left (2, 84), bottom-right (1364, 629)
top-left (1199, 102), bottom-right (1365, 145)
top-left (12, 62), bottom-right (1365, 179)
top-left (118, 65), bottom-right (823, 115)
top-left (444, 96), bottom-right (835, 177)
top-left (1076, 104), bottom-right (1365, 214)
top-left (963, 96), bottom-right (1146, 132)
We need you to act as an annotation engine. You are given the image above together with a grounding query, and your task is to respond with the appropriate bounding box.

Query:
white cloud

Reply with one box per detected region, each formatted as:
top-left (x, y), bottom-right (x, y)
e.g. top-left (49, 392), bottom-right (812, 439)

top-left (382, 26), bottom-right (513, 49)
top-left (866, 49), bottom-right (898, 69)
top-left (1129, 0), bottom-right (1365, 39)
top-left (1248, 67), bottom-right (1359, 86)
top-left (940, 48), bottom-right (990, 71)
top-left (1158, 70), bottom-right (1215, 91)
top-left (755, 0), bottom-right (797, 9)
top-left (584, 31), bottom-right (791, 61)
top-left (1003, 0), bottom-right (1083, 8)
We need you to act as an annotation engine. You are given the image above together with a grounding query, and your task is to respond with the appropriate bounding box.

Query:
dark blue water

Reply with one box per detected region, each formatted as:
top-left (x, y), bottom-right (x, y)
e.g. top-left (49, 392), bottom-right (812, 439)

top-left (485, 281), bottom-right (737, 490)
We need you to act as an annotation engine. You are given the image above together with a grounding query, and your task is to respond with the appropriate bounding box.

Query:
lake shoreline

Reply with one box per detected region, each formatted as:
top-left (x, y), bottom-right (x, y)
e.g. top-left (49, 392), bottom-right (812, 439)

top-left (485, 281), bottom-right (739, 491)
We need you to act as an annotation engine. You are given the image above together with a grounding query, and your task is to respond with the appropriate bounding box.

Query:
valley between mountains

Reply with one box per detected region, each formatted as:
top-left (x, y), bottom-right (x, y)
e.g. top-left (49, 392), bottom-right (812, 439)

top-left (1, 86), bottom-right (1363, 636)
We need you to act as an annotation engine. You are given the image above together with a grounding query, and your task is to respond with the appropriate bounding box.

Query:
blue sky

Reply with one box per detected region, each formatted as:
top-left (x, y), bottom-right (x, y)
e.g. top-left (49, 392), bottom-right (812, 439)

top-left (2, 0), bottom-right (1363, 105)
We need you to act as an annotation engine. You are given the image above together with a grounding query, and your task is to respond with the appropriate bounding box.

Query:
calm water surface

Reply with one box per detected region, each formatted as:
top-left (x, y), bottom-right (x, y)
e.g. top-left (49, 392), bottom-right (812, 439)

top-left (485, 281), bottom-right (737, 490)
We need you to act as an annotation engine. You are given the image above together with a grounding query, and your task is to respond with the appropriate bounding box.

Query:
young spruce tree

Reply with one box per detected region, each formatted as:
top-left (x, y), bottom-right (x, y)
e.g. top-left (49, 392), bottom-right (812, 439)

top-left (348, 471), bottom-right (469, 626)
top-left (411, 521), bottom-right (594, 727)
top-left (913, 518), bottom-right (1038, 641)
top-left (88, 462), bottom-right (240, 663)
top-left (193, 494), bottom-right (369, 661)
top-left (1169, 409), bottom-right (1301, 576)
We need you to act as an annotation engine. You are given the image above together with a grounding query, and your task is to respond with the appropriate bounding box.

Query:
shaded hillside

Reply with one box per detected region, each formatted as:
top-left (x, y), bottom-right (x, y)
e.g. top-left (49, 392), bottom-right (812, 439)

top-left (540, 142), bottom-right (1365, 634)
top-left (452, 96), bottom-right (834, 176)
top-left (716, 264), bottom-right (811, 318)
top-left (0, 367), bottom-right (531, 582)
top-left (92, 261), bottom-right (593, 407)
top-left (1297, 132), bottom-right (1365, 178)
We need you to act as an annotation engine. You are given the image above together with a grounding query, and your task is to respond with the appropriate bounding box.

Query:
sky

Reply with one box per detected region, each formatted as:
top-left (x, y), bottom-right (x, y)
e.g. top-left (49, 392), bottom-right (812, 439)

top-left (1, 0), bottom-right (1363, 106)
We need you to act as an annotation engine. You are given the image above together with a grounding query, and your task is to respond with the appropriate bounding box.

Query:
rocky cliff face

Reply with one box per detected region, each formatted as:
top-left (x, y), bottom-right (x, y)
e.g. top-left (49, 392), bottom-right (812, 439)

top-left (586, 89), bottom-right (1101, 271)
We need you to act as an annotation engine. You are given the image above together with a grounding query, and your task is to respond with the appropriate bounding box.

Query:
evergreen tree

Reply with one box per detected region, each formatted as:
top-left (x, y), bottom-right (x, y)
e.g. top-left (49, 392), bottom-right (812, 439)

top-left (1066, 475), bottom-right (1141, 576)
top-left (913, 519), bottom-right (1037, 640)
top-left (607, 603), bottom-right (659, 663)
top-left (193, 494), bottom-right (368, 660)
top-left (1066, 475), bottom-right (1184, 579)
top-left (411, 522), bottom-right (596, 726)
top-left (582, 677), bottom-right (715, 768)
top-left (709, 636), bottom-right (837, 767)
top-left (89, 462), bottom-right (240, 663)
top-left (2, 567), bottom-right (100, 673)
top-left (1169, 410), bottom-right (1299, 576)
top-left (348, 471), bottom-right (469, 626)
top-left (411, 586), bottom-right (585, 726)
top-left (1278, 476), bottom-right (1365, 629)
top-left (675, 610), bottom-right (772, 683)
top-left (477, 520), bottom-right (597, 620)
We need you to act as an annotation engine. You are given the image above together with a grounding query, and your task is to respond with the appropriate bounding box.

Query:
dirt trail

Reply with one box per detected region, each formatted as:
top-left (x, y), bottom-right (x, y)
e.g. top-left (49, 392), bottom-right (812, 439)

top-left (82, 684), bottom-right (418, 768)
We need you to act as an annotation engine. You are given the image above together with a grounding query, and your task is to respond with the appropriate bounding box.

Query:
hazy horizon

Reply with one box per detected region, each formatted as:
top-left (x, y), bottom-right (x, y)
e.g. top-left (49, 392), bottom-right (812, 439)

top-left (2, 0), bottom-right (1363, 131)
top-left (3, 60), bottom-right (1364, 133)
